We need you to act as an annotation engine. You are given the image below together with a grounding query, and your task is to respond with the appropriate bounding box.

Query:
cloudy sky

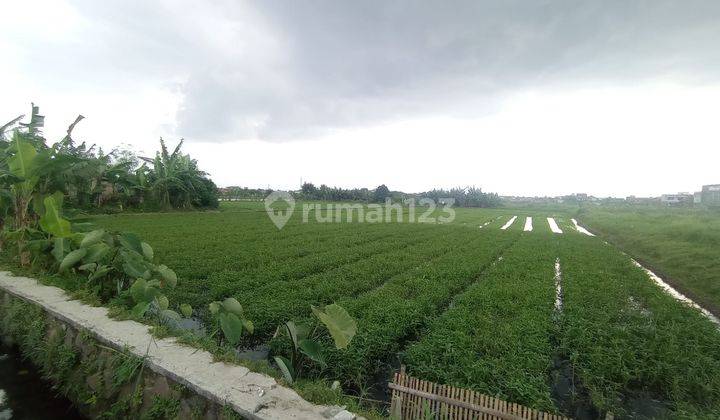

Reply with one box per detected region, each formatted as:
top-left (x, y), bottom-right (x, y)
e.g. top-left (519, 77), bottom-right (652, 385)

top-left (2, 0), bottom-right (719, 197)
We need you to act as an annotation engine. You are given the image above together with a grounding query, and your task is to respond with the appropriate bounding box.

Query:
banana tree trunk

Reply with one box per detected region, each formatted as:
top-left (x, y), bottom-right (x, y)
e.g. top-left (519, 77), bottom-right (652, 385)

top-left (14, 197), bottom-right (31, 266)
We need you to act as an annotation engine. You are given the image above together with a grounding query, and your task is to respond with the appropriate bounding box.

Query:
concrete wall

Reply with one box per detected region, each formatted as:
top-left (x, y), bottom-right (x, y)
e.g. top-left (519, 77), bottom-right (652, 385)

top-left (0, 272), bottom-right (357, 420)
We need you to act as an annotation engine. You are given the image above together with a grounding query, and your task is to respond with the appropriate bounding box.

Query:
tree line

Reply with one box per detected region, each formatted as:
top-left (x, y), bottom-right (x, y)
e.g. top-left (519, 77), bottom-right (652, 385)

top-left (0, 105), bottom-right (219, 216)
top-left (220, 182), bottom-right (500, 207)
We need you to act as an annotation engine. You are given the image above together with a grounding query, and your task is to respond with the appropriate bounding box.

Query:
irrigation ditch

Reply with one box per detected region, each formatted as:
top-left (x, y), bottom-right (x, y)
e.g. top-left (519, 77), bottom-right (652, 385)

top-left (0, 339), bottom-right (83, 419)
top-left (0, 272), bottom-right (359, 420)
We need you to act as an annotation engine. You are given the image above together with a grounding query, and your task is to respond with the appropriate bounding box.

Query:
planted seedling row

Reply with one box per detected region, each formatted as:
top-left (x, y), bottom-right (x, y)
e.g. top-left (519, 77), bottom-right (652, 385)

top-left (558, 234), bottom-right (720, 418)
top-left (402, 232), bottom-right (560, 412)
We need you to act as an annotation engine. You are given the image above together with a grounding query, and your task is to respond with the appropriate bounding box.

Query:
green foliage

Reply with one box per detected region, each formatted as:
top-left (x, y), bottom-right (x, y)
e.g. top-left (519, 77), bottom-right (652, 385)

top-left (310, 304), bottom-right (357, 350)
top-left (292, 182), bottom-right (501, 208)
top-left (274, 304), bottom-right (357, 384)
top-left (60, 248), bottom-right (87, 272)
top-left (416, 186), bottom-right (501, 208)
top-left (39, 194), bottom-right (72, 237)
top-left (0, 104), bottom-right (218, 225)
top-left (372, 184), bottom-right (390, 203)
top-left (0, 107), bottom-right (196, 329)
top-left (208, 297), bottom-right (254, 347)
top-left (129, 278), bottom-right (164, 318)
top-left (5, 187), bottom-right (718, 417)
top-left (579, 205), bottom-right (720, 314)
top-left (179, 303), bottom-right (193, 318)
top-left (112, 351), bottom-right (146, 388)
top-left (143, 395), bottom-right (180, 419)
top-left (7, 131), bottom-right (38, 186)
top-left (147, 138), bottom-right (219, 210)
top-left (557, 234), bottom-right (720, 417)
top-left (403, 234), bottom-right (559, 412)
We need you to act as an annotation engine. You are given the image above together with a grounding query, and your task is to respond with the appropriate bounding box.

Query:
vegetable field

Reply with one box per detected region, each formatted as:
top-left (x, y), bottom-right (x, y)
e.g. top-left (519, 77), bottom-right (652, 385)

top-left (578, 205), bottom-right (720, 315)
top-left (91, 202), bottom-right (720, 418)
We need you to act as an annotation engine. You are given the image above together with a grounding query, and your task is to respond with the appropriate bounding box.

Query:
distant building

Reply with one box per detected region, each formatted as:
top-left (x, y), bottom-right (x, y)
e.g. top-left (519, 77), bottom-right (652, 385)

top-left (661, 193), bottom-right (693, 206)
top-left (702, 184), bottom-right (720, 207)
top-left (694, 192), bottom-right (702, 204)
top-left (625, 195), bottom-right (659, 205)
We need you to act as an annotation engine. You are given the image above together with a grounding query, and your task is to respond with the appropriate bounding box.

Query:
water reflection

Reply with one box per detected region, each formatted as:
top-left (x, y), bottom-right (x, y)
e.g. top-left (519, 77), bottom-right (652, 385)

top-left (0, 340), bottom-right (83, 419)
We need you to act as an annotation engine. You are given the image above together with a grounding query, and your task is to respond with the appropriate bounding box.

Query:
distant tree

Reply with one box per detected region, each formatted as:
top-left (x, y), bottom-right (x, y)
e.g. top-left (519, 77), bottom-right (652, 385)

top-left (415, 186), bottom-right (500, 208)
top-left (373, 184), bottom-right (390, 203)
top-left (301, 182), bottom-right (318, 198)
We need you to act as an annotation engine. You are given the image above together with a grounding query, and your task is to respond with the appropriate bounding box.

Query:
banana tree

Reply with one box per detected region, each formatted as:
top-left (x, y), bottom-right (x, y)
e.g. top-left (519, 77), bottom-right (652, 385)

top-left (143, 138), bottom-right (213, 210)
top-left (0, 105), bottom-right (85, 264)
top-left (3, 131), bottom-right (43, 264)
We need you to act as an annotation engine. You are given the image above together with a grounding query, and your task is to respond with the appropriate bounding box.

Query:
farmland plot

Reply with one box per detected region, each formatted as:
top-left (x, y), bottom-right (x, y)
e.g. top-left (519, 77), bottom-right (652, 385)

top-left (241, 225), bottom-right (493, 336)
top-left (315, 229), bottom-right (521, 383)
top-left (403, 232), bottom-right (560, 412)
top-left (578, 206), bottom-right (720, 315)
top-left (90, 203), bottom-right (720, 418)
top-left (558, 235), bottom-right (720, 418)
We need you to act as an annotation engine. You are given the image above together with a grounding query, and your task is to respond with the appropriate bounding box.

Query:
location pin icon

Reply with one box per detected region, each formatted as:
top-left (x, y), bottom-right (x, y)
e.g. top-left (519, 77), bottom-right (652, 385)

top-left (264, 191), bottom-right (296, 230)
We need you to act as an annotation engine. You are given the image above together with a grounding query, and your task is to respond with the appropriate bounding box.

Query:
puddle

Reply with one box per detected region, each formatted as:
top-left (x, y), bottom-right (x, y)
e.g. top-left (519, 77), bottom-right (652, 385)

top-left (235, 344), bottom-right (270, 361)
top-left (622, 393), bottom-right (673, 419)
top-left (549, 356), bottom-right (599, 420)
top-left (554, 258), bottom-right (563, 312)
top-left (176, 317), bottom-right (206, 336)
top-left (0, 340), bottom-right (84, 419)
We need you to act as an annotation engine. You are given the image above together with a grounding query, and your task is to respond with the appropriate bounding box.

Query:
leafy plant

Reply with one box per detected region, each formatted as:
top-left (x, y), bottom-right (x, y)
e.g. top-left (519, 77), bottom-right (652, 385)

top-left (274, 304), bottom-right (357, 384)
top-left (128, 278), bottom-right (179, 322)
top-left (208, 298), bottom-right (254, 347)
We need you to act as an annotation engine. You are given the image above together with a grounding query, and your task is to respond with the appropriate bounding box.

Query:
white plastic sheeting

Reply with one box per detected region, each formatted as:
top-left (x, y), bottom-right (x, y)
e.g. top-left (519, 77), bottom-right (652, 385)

top-left (631, 260), bottom-right (720, 327)
top-left (571, 218), bottom-right (595, 236)
top-left (547, 217), bottom-right (563, 234)
top-left (523, 217), bottom-right (533, 232)
top-left (501, 216), bottom-right (517, 230)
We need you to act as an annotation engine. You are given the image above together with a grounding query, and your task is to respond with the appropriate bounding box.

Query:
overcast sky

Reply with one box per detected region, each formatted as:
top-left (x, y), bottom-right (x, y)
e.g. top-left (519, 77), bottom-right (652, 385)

top-left (2, 0), bottom-right (719, 197)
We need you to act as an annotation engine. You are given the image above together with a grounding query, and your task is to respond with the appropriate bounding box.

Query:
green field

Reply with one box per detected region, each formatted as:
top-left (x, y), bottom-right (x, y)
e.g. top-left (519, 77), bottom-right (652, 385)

top-left (578, 205), bottom-right (720, 315)
top-left (84, 202), bottom-right (720, 418)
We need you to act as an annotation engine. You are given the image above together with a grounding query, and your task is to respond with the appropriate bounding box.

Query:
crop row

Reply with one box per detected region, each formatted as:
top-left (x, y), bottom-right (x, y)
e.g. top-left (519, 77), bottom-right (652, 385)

top-left (312, 229), bottom-right (522, 387)
top-left (401, 232), bottom-right (559, 412)
top-left (242, 225), bottom-right (497, 337)
top-left (170, 224), bottom-right (435, 305)
top-left (200, 223), bottom-right (442, 303)
top-left (558, 235), bottom-right (720, 417)
top-left (106, 212), bottom-right (405, 279)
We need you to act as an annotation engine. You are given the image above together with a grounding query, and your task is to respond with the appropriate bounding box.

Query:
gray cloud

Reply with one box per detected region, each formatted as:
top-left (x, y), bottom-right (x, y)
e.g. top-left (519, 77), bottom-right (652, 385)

top-left (40, 1), bottom-right (720, 141)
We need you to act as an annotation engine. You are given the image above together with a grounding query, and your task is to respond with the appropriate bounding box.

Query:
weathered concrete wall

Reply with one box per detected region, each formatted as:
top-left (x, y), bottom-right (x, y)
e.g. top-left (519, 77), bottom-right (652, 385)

top-left (0, 272), bottom-right (357, 420)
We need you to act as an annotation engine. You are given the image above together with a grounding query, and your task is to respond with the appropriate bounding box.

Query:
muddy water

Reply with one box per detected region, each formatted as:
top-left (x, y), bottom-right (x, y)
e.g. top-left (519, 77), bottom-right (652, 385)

top-left (0, 340), bottom-right (83, 419)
